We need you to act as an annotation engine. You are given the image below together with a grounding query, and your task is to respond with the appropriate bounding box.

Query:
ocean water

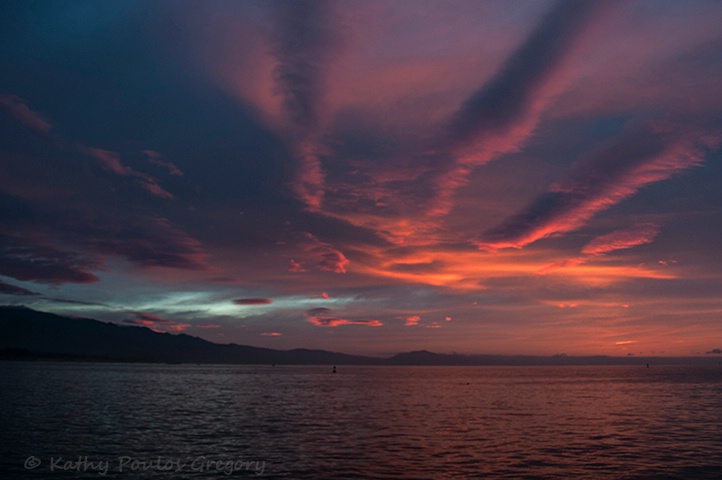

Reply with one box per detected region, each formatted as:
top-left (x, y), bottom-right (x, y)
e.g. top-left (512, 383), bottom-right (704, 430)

top-left (1, 363), bottom-right (721, 479)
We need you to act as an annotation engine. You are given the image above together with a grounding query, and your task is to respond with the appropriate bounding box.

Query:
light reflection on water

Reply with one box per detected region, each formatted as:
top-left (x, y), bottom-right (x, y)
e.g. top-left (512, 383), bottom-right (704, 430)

top-left (1, 363), bottom-right (722, 479)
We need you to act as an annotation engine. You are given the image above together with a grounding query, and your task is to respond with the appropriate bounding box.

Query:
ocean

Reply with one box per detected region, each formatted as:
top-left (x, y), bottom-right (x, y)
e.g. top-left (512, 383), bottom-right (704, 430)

top-left (1, 362), bottom-right (721, 479)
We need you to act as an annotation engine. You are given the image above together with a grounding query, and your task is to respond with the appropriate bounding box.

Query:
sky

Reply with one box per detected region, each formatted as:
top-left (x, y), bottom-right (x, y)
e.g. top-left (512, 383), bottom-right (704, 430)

top-left (1, 0), bottom-right (722, 357)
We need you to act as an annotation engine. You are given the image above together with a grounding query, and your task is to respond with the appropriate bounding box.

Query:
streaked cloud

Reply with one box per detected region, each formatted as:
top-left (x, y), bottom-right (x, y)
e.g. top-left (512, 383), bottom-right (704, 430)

top-left (582, 224), bottom-right (660, 256)
top-left (0, 95), bottom-right (52, 133)
top-left (305, 307), bottom-right (382, 327)
top-left (477, 122), bottom-right (718, 250)
top-left (234, 298), bottom-right (273, 306)
top-left (271, 0), bottom-right (341, 210)
top-left (427, 0), bottom-right (617, 216)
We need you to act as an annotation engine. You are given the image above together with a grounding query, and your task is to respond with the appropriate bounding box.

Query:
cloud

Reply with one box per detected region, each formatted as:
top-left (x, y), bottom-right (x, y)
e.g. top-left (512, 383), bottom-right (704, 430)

top-left (143, 150), bottom-right (184, 176)
top-left (288, 259), bottom-right (307, 273)
top-left (271, 0), bottom-right (340, 210)
top-left (305, 307), bottom-right (382, 327)
top-left (0, 234), bottom-right (100, 285)
top-left (403, 315), bottom-right (421, 326)
top-left (581, 224), bottom-right (659, 256)
top-left (302, 232), bottom-right (349, 273)
top-left (79, 146), bottom-right (175, 199)
top-left (131, 312), bottom-right (174, 324)
top-left (233, 298), bottom-right (273, 305)
top-left (260, 332), bottom-right (282, 337)
top-left (0, 279), bottom-right (39, 296)
top-left (124, 312), bottom-right (191, 332)
top-left (86, 216), bottom-right (207, 270)
top-left (0, 94), bottom-right (174, 200)
top-left (477, 122), bottom-right (718, 250)
top-left (706, 348), bottom-right (722, 355)
top-left (428, 0), bottom-right (615, 216)
top-left (0, 95), bottom-right (53, 133)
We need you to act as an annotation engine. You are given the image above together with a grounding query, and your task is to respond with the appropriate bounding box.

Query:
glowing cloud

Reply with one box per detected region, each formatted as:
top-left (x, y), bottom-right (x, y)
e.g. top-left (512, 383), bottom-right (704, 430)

top-left (428, 0), bottom-right (616, 216)
top-left (582, 224), bottom-right (660, 256)
top-left (124, 312), bottom-right (191, 332)
top-left (404, 315), bottom-right (421, 327)
top-left (477, 122), bottom-right (718, 250)
top-left (305, 307), bottom-right (382, 327)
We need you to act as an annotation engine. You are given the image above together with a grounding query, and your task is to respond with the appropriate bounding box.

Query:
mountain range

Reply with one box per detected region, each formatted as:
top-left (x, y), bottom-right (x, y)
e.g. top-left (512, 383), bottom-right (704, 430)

top-left (1, 306), bottom-right (718, 366)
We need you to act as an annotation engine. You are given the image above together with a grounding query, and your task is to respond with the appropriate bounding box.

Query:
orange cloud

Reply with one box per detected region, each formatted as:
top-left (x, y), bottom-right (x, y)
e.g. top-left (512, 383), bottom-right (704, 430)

top-left (403, 315), bottom-right (421, 326)
top-left (582, 224), bottom-right (659, 256)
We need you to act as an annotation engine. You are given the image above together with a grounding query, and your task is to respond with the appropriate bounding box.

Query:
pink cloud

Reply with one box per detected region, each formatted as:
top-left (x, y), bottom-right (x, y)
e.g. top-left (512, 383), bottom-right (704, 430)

top-left (478, 122), bottom-right (718, 250)
top-left (260, 332), bottom-right (282, 337)
top-left (84, 147), bottom-right (134, 176)
top-left (165, 323), bottom-right (192, 332)
top-left (79, 146), bottom-right (175, 199)
top-left (271, 0), bottom-right (342, 211)
top-left (133, 312), bottom-right (173, 324)
top-left (143, 150), bottom-right (184, 176)
top-left (125, 312), bottom-right (192, 332)
top-left (0, 95), bottom-right (53, 133)
top-left (302, 232), bottom-right (349, 273)
top-left (293, 141), bottom-right (327, 211)
top-left (426, 0), bottom-right (616, 217)
top-left (305, 307), bottom-right (382, 327)
top-left (581, 224), bottom-right (659, 256)
top-left (288, 259), bottom-right (308, 273)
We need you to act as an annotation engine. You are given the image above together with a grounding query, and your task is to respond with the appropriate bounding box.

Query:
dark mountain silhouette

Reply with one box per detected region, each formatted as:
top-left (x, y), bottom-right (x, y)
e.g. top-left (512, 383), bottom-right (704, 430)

top-left (1, 306), bottom-right (718, 366)
top-left (0, 306), bottom-right (380, 365)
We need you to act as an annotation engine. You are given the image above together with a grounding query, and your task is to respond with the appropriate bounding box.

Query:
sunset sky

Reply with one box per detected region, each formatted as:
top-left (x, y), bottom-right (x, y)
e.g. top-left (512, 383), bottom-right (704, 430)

top-left (2, 0), bottom-right (721, 357)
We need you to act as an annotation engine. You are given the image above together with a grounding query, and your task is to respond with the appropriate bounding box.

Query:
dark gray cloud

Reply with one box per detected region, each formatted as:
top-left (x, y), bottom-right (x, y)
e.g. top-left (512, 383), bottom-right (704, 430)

top-left (272, 0), bottom-right (338, 135)
top-left (445, 0), bottom-right (609, 150)
top-left (0, 279), bottom-right (39, 296)
top-left (0, 234), bottom-right (100, 285)
top-left (271, 0), bottom-right (341, 210)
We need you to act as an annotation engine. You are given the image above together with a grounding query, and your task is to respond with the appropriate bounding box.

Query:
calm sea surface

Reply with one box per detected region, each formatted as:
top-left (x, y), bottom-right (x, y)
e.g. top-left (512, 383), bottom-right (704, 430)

top-left (1, 362), bottom-right (721, 479)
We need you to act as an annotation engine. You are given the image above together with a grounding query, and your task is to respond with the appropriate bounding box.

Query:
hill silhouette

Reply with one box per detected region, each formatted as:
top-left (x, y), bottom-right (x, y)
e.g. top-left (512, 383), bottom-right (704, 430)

top-left (1, 306), bottom-right (718, 366)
